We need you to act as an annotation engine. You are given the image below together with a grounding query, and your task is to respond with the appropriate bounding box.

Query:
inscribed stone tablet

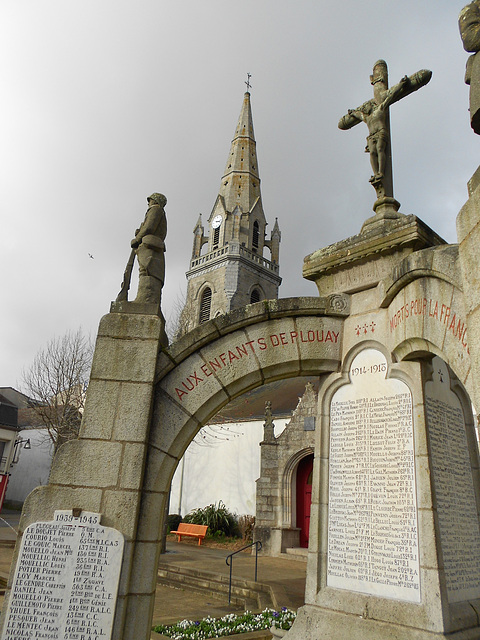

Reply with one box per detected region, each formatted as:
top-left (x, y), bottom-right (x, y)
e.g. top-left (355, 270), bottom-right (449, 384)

top-left (304, 416), bottom-right (315, 431)
top-left (425, 357), bottom-right (480, 603)
top-left (327, 349), bottom-right (420, 602)
top-left (2, 510), bottom-right (124, 640)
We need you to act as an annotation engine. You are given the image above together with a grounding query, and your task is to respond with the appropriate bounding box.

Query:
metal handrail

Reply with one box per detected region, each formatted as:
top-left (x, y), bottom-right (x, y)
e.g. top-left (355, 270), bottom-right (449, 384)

top-left (225, 540), bottom-right (262, 604)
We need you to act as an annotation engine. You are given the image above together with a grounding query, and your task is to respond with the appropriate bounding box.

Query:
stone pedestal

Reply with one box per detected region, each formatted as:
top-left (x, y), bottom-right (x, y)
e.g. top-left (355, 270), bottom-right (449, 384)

top-left (361, 196), bottom-right (402, 233)
top-left (289, 604), bottom-right (480, 640)
top-left (457, 167), bottom-right (480, 412)
top-left (303, 213), bottom-right (445, 298)
top-left (0, 307), bottom-right (168, 640)
top-left (289, 213), bottom-right (480, 639)
top-left (254, 439), bottom-right (281, 556)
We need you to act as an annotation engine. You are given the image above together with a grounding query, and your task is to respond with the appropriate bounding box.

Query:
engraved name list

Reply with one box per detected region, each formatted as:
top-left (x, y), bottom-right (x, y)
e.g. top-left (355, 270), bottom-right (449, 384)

top-left (2, 511), bottom-right (124, 640)
top-left (327, 349), bottom-right (420, 603)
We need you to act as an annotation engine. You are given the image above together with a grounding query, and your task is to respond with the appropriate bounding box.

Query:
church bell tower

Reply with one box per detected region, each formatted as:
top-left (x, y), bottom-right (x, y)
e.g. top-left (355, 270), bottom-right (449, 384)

top-left (178, 91), bottom-right (282, 335)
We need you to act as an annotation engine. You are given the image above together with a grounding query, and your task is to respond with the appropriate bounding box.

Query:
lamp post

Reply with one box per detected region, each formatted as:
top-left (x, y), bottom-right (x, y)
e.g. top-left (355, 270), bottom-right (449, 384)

top-left (12, 438), bottom-right (31, 465)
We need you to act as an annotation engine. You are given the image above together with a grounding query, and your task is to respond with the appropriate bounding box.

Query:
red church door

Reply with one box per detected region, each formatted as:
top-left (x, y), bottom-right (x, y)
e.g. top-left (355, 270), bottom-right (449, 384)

top-left (296, 454), bottom-right (314, 548)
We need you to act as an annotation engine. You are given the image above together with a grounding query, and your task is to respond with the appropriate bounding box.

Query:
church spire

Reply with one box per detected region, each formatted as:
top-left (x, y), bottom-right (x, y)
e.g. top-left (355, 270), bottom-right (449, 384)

top-left (179, 88), bottom-right (281, 338)
top-left (218, 91), bottom-right (262, 214)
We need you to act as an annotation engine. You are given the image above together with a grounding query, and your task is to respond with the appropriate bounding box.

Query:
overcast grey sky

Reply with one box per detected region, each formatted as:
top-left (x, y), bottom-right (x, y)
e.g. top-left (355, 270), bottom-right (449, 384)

top-left (1, 0), bottom-right (477, 387)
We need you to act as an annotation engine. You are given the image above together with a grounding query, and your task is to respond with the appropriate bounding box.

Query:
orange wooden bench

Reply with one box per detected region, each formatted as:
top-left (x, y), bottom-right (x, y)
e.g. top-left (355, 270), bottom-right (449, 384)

top-left (170, 523), bottom-right (208, 546)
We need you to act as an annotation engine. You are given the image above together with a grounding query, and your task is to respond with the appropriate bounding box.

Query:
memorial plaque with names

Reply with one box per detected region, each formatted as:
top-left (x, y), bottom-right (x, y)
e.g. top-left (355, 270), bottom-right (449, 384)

top-left (2, 510), bottom-right (124, 640)
top-left (327, 349), bottom-right (420, 602)
top-left (425, 357), bottom-right (480, 604)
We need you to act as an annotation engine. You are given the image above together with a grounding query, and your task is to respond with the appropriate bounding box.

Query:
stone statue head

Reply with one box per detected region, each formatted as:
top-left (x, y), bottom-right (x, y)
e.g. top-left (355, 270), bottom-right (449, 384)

top-left (147, 193), bottom-right (167, 207)
top-left (360, 100), bottom-right (376, 115)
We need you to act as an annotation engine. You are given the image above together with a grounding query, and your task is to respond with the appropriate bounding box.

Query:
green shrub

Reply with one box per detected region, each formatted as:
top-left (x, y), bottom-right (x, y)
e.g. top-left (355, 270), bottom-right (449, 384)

top-left (212, 530), bottom-right (226, 539)
top-left (183, 501), bottom-right (239, 537)
top-left (167, 513), bottom-right (182, 533)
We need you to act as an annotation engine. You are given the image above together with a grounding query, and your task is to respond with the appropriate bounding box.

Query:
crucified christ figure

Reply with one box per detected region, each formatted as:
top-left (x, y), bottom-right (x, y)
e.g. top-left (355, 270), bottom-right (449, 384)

top-left (348, 75), bottom-right (408, 185)
top-left (339, 60), bottom-right (432, 202)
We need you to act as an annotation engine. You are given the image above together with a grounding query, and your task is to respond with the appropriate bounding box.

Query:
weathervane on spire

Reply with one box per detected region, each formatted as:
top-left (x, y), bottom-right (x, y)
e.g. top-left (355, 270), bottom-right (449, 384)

top-left (245, 73), bottom-right (252, 92)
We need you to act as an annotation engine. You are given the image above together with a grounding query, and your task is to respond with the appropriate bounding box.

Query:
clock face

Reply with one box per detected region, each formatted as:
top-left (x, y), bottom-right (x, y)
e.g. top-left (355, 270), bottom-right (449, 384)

top-left (212, 215), bottom-right (223, 229)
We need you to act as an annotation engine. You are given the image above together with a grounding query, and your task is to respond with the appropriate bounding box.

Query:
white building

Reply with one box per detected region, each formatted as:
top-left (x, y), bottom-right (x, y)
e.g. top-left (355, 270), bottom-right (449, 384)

top-left (168, 378), bottom-right (317, 518)
top-left (5, 427), bottom-right (53, 507)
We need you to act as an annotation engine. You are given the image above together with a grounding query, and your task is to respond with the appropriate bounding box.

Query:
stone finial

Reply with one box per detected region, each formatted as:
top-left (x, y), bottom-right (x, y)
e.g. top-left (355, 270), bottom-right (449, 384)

top-left (192, 214), bottom-right (207, 259)
top-left (269, 218), bottom-right (281, 264)
top-left (262, 400), bottom-right (276, 443)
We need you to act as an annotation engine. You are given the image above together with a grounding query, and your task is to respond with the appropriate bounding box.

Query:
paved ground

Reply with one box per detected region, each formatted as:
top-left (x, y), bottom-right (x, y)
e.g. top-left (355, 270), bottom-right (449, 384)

top-left (158, 540), bottom-right (306, 617)
top-left (0, 510), bottom-right (307, 638)
top-left (0, 509), bottom-right (20, 584)
top-left (0, 510), bottom-right (19, 542)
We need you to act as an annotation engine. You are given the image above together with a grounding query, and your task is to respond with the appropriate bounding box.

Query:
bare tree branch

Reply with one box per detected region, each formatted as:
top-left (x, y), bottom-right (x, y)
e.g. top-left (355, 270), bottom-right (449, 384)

top-left (21, 329), bottom-right (93, 454)
top-left (167, 288), bottom-right (197, 342)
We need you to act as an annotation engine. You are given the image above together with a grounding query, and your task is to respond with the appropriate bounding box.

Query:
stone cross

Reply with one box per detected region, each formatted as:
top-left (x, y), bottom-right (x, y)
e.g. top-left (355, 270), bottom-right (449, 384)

top-left (339, 60), bottom-right (432, 203)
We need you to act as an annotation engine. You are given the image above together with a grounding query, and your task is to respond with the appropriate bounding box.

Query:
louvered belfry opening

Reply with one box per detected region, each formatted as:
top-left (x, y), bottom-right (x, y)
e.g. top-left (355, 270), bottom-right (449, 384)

top-left (252, 220), bottom-right (259, 251)
top-left (250, 289), bottom-right (260, 304)
top-left (199, 287), bottom-right (212, 324)
top-left (213, 226), bottom-right (220, 249)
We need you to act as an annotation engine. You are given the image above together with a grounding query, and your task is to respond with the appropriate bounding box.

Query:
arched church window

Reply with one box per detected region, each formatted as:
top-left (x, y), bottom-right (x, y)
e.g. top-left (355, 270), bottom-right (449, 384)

top-left (250, 289), bottom-right (260, 304)
top-left (199, 288), bottom-right (212, 324)
top-left (252, 221), bottom-right (259, 251)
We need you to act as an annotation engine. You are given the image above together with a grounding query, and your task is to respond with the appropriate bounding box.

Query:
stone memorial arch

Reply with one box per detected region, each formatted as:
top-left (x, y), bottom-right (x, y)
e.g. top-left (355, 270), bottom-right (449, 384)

top-left (4, 43), bottom-right (480, 638)
top-left (3, 210), bottom-right (480, 640)
top-left (0, 295), bottom-right (350, 640)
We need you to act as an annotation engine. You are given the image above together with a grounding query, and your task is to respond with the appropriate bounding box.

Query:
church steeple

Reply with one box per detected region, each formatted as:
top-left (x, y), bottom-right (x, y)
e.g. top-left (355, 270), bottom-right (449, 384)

top-left (177, 89), bottom-right (282, 338)
top-left (206, 90), bottom-right (268, 255)
top-left (219, 92), bottom-right (261, 215)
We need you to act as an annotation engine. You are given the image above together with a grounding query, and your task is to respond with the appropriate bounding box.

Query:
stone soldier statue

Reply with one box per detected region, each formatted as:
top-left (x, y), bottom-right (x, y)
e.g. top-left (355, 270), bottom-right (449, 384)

top-left (460, 0), bottom-right (480, 134)
top-left (116, 193), bottom-right (167, 305)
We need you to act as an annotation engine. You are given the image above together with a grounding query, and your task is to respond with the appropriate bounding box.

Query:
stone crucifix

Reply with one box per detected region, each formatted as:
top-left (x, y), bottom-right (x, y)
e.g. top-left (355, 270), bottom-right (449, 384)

top-left (339, 60), bottom-right (432, 207)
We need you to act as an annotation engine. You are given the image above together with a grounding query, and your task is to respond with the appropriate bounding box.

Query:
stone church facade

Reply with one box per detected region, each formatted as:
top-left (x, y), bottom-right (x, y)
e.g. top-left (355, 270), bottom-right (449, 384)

top-left (255, 382), bottom-right (318, 556)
